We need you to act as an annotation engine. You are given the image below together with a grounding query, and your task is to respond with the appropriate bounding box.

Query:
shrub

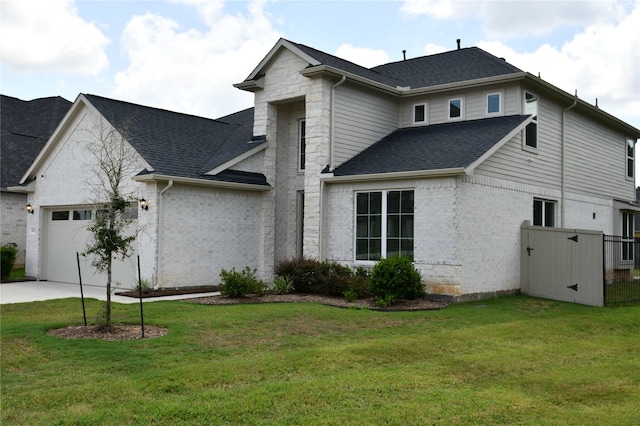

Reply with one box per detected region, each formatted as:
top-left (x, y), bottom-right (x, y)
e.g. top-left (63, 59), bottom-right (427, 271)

top-left (369, 256), bottom-right (424, 303)
top-left (274, 257), bottom-right (370, 297)
top-left (134, 278), bottom-right (151, 294)
top-left (273, 275), bottom-right (295, 295)
top-left (1, 245), bottom-right (18, 279)
top-left (220, 267), bottom-right (264, 297)
top-left (343, 288), bottom-right (358, 302)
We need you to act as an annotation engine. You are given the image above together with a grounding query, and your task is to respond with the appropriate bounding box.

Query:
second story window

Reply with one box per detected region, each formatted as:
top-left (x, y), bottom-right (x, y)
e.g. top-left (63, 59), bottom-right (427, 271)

top-left (627, 137), bottom-right (634, 179)
top-left (299, 119), bottom-right (306, 171)
top-left (448, 97), bottom-right (463, 120)
top-left (413, 103), bottom-right (427, 125)
top-left (486, 92), bottom-right (502, 115)
top-left (524, 92), bottom-right (538, 149)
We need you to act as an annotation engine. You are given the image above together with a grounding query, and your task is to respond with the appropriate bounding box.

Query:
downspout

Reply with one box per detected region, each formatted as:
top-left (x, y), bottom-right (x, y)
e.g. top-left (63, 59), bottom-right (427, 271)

top-left (154, 180), bottom-right (173, 289)
top-left (561, 93), bottom-right (578, 227)
top-left (319, 75), bottom-right (346, 260)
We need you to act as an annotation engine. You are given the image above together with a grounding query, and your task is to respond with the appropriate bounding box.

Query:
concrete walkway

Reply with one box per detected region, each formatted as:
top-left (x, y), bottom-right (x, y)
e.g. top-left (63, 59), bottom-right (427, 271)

top-left (0, 281), bottom-right (219, 304)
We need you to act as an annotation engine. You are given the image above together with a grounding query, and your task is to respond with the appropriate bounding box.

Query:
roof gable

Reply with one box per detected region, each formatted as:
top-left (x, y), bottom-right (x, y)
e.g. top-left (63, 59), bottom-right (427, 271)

top-left (332, 115), bottom-right (530, 177)
top-left (83, 95), bottom-right (266, 185)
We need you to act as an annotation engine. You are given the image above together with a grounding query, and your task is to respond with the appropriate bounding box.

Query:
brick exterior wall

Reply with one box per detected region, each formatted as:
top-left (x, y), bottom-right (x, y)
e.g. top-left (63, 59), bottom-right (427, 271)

top-left (1, 191), bottom-right (28, 267)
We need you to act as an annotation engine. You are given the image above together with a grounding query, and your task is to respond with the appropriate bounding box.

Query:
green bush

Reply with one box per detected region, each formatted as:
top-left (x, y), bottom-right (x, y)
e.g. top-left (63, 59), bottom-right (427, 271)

top-left (273, 275), bottom-right (295, 295)
top-left (1, 245), bottom-right (18, 279)
top-left (369, 256), bottom-right (424, 302)
top-left (220, 267), bottom-right (264, 297)
top-left (343, 288), bottom-right (358, 302)
top-left (274, 257), bottom-right (370, 297)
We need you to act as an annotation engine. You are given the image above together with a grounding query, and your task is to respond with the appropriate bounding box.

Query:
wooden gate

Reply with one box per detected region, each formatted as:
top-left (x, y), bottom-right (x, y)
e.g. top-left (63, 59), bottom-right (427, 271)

top-left (521, 222), bottom-right (603, 306)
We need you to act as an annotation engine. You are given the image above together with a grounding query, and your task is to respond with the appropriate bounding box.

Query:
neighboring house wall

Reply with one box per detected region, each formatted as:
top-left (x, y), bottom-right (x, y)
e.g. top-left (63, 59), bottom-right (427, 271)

top-left (157, 184), bottom-right (264, 287)
top-left (1, 191), bottom-right (28, 267)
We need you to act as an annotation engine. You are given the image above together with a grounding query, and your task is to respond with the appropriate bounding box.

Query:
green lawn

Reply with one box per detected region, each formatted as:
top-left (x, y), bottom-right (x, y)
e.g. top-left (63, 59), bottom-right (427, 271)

top-left (2, 296), bottom-right (639, 425)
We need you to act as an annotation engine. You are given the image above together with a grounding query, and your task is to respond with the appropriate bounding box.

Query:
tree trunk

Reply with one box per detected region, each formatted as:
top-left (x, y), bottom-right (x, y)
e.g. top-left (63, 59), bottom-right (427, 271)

top-left (106, 255), bottom-right (112, 327)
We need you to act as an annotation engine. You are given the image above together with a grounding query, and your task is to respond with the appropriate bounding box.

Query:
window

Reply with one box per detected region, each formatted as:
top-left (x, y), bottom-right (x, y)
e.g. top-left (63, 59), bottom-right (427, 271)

top-left (486, 92), bottom-right (501, 115)
top-left (627, 137), bottom-right (634, 179)
top-left (448, 97), bottom-right (463, 120)
top-left (298, 119), bottom-right (306, 171)
top-left (356, 190), bottom-right (414, 261)
top-left (413, 103), bottom-right (427, 125)
top-left (524, 92), bottom-right (538, 149)
top-left (622, 212), bottom-right (634, 261)
top-left (73, 210), bottom-right (92, 220)
top-left (52, 210), bottom-right (70, 221)
top-left (533, 199), bottom-right (555, 227)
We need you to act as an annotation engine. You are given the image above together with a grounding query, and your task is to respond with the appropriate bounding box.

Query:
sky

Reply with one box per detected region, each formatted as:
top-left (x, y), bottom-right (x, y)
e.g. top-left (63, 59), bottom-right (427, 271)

top-left (1, 0), bottom-right (639, 134)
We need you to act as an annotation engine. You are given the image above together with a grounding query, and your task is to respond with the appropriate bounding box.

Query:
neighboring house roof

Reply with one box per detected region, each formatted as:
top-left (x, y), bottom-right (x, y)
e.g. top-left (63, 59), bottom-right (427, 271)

top-left (82, 95), bottom-right (268, 186)
top-left (332, 115), bottom-right (530, 177)
top-left (1, 95), bottom-right (71, 191)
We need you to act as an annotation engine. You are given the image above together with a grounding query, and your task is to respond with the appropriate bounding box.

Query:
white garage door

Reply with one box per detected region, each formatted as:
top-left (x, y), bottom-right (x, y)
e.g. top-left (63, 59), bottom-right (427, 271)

top-left (44, 207), bottom-right (139, 288)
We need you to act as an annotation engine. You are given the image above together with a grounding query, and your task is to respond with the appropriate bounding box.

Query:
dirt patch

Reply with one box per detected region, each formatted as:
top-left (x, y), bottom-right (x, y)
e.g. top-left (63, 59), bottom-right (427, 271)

top-left (187, 293), bottom-right (448, 311)
top-left (48, 324), bottom-right (168, 341)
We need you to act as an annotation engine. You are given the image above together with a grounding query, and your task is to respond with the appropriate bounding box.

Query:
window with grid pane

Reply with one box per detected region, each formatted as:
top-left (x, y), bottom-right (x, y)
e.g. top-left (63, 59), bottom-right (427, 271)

top-left (356, 190), bottom-right (414, 261)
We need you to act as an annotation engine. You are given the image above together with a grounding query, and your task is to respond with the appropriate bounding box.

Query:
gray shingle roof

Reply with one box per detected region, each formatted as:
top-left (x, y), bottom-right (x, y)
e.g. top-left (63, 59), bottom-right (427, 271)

top-left (1, 95), bottom-right (72, 190)
top-left (332, 115), bottom-right (530, 176)
top-left (83, 95), bottom-right (268, 186)
top-left (287, 40), bottom-right (522, 89)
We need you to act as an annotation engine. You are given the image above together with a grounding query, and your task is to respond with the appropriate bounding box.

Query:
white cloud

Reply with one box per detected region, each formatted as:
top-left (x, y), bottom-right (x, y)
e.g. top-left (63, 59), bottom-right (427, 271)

top-left (335, 44), bottom-right (390, 68)
top-left (401, 0), bottom-right (624, 39)
top-left (112, 0), bottom-right (281, 118)
top-left (0, 0), bottom-right (109, 75)
top-left (478, 4), bottom-right (640, 127)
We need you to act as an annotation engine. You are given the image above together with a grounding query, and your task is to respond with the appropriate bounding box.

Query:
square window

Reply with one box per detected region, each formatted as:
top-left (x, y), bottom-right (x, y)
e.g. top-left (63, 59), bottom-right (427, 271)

top-left (533, 199), bottom-right (555, 227)
top-left (355, 190), bottom-right (414, 262)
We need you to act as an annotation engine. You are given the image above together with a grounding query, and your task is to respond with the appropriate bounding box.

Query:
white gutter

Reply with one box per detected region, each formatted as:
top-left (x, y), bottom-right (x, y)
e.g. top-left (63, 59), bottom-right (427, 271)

top-left (561, 94), bottom-right (578, 227)
top-left (154, 180), bottom-right (173, 289)
top-left (132, 173), bottom-right (271, 192)
top-left (320, 167), bottom-right (466, 184)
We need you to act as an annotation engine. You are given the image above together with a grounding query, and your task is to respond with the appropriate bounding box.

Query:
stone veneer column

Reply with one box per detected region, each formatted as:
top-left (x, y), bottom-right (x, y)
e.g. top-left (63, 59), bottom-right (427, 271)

top-left (259, 103), bottom-right (278, 280)
top-left (303, 79), bottom-right (332, 259)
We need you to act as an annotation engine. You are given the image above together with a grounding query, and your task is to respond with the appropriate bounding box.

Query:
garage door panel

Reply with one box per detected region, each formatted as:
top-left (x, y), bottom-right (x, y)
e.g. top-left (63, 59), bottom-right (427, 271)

top-left (45, 208), bottom-right (138, 288)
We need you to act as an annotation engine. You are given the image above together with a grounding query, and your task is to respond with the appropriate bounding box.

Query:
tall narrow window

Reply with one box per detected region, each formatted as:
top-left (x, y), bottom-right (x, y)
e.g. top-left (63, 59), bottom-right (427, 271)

top-left (622, 212), bottom-right (634, 261)
top-left (413, 103), bottom-right (427, 125)
top-left (448, 98), bottom-right (463, 120)
top-left (356, 190), bottom-right (414, 261)
top-left (533, 198), bottom-right (555, 227)
top-left (486, 92), bottom-right (501, 115)
top-left (627, 137), bottom-right (634, 179)
top-left (524, 92), bottom-right (538, 149)
top-left (298, 119), bottom-right (306, 171)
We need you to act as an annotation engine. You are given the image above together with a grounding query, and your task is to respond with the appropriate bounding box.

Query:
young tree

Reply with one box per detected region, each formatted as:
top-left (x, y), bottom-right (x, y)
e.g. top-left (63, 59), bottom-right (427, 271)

top-left (83, 117), bottom-right (139, 327)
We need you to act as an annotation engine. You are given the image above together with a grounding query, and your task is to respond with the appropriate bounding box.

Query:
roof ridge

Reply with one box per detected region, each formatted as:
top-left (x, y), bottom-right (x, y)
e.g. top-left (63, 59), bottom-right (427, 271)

top-left (371, 46), bottom-right (480, 69)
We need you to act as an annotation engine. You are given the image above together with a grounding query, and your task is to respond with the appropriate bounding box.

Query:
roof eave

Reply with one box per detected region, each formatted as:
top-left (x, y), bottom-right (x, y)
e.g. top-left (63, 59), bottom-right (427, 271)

top-left (320, 168), bottom-right (466, 183)
top-left (6, 180), bottom-right (36, 193)
top-left (300, 65), bottom-right (403, 95)
top-left (401, 72), bottom-right (529, 97)
top-left (132, 173), bottom-right (271, 191)
top-left (523, 73), bottom-right (640, 137)
top-left (205, 142), bottom-right (268, 176)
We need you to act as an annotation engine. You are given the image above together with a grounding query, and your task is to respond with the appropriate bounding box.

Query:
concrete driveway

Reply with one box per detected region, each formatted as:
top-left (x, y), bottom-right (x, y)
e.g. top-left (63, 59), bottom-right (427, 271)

top-left (0, 281), bottom-right (219, 304)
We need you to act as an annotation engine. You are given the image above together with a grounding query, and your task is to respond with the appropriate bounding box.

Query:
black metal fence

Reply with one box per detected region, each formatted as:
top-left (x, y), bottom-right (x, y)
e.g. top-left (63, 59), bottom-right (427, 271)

top-left (603, 235), bottom-right (640, 305)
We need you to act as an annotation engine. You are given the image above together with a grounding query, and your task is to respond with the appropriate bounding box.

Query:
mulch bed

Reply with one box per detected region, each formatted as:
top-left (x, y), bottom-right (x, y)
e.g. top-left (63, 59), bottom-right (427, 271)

top-left (115, 286), bottom-right (220, 298)
top-left (48, 324), bottom-right (168, 341)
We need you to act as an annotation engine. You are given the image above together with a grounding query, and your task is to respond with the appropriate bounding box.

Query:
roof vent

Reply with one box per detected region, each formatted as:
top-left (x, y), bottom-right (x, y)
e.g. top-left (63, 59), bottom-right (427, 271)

top-left (403, 50), bottom-right (406, 61)
top-left (456, 39), bottom-right (461, 50)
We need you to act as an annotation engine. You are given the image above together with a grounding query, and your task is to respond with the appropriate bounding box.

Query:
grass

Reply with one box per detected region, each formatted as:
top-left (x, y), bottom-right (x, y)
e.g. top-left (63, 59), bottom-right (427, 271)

top-left (1, 296), bottom-right (639, 425)
top-left (4, 267), bottom-right (25, 281)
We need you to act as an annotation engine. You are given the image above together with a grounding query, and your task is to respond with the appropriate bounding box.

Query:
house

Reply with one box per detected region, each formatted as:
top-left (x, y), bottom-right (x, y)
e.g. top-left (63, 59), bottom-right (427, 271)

top-left (1, 95), bottom-right (71, 269)
top-left (14, 38), bottom-right (640, 300)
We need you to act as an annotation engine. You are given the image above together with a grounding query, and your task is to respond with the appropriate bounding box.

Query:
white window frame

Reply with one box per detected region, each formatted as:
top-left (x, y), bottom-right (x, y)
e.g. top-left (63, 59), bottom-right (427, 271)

top-left (448, 97), bottom-right (464, 121)
top-left (298, 119), bottom-right (306, 172)
top-left (533, 198), bottom-right (556, 227)
top-left (523, 91), bottom-right (538, 152)
top-left (485, 91), bottom-right (503, 116)
top-left (354, 189), bottom-right (414, 263)
top-left (412, 102), bottom-right (428, 125)
top-left (626, 137), bottom-right (634, 180)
